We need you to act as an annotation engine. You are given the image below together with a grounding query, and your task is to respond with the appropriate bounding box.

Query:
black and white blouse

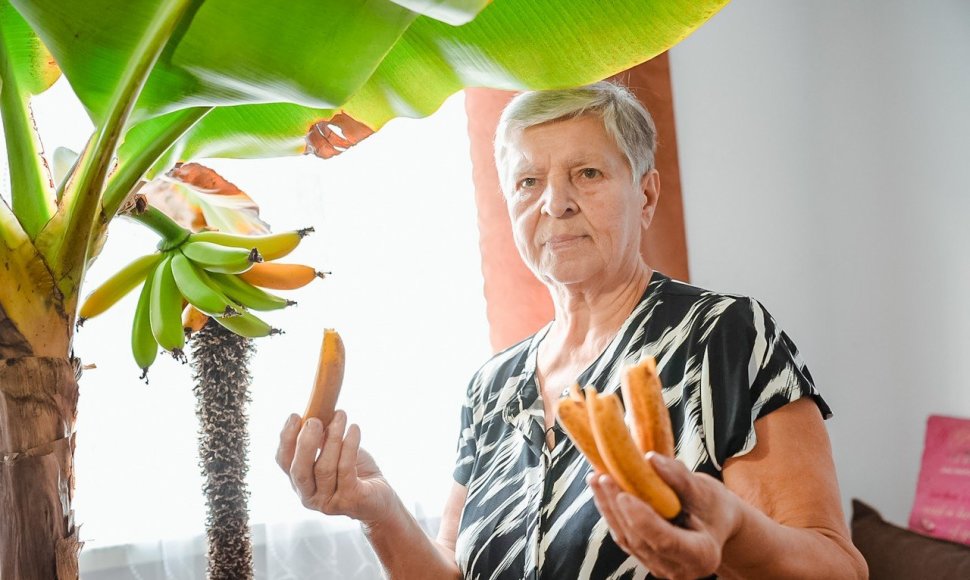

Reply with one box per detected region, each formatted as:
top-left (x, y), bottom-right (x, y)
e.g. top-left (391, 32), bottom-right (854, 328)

top-left (452, 271), bottom-right (830, 579)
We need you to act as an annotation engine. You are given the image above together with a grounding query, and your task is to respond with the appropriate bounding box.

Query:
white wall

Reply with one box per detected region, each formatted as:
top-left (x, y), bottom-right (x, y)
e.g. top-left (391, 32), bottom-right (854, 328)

top-left (669, 0), bottom-right (970, 524)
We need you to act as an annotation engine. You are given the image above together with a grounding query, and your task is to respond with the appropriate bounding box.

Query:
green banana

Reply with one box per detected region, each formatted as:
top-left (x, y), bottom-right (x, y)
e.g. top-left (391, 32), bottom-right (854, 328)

top-left (181, 240), bottom-right (261, 274)
top-left (213, 310), bottom-right (281, 338)
top-left (149, 254), bottom-right (186, 357)
top-left (208, 271), bottom-right (295, 311)
top-left (79, 253), bottom-right (165, 323)
top-left (131, 264), bottom-right (159, 380)
top-left (170, 252), bottom-right (242, 317)
top-left (188, 228), bottom-right (312, 261)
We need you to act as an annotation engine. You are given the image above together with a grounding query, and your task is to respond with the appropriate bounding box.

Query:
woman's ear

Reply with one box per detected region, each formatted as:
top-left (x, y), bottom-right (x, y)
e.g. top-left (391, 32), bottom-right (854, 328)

top-left (640, 169), bottom-right (661, 230)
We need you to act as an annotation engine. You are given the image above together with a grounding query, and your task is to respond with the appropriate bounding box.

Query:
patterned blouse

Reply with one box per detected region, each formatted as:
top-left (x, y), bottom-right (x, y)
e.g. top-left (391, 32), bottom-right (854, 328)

top-left (452, 271), bottom-right (830, 579)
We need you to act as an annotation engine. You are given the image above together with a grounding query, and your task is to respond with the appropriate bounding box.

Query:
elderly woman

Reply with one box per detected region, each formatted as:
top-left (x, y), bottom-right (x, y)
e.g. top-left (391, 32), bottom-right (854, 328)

top-left (277, 82), bottom-right (867, 579)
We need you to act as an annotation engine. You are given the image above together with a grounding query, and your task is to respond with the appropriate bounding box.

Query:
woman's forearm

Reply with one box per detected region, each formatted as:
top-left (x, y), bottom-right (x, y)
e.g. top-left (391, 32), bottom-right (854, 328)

top-left (362, 493), bottom-right (461, 580)
top-left (717, 502), bottom-right (867, 579)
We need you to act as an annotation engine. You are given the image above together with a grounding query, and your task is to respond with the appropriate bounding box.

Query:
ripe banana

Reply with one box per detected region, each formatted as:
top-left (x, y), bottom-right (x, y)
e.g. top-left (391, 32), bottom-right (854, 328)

top-left (620, 357), bottom-right (674, 457)
top-left (149, 255), bottom-right (186, 357)
top-left (182, 304), bottom-right (209, 336)
top-left (238, 262), bottom-right (323, 290)
top-left (208, 271), bottom-right (295, 311)
top-left (303, 329), bottom-right (345, 426)
top-left (170, 252), bottom-right (242, 317)
top-left (188, 227), bottom-right (312, 261)
top-left (556, 391), bottom-right (609, 474)
top-left (212, 310), bottom-right (280, 338)
top-left (181, 240), bottom-right (261, 274)
top-left (131, 264), bottom-right (159, 380)
top-left (79, 253), bottom-right (165, 323)
top-left (586, 388), bottom-right (682, 520)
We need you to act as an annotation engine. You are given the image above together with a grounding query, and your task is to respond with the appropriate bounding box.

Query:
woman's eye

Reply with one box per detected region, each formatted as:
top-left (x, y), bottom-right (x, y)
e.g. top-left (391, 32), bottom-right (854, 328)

top-left (580, 168), bottom-right (601, 179)
top-left (519, 177), bottom-right (537, 188)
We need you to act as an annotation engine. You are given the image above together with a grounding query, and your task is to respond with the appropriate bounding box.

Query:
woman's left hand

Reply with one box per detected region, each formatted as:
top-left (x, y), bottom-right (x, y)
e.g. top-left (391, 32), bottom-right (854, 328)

top-left (588, 452), bottom-right (744, 580)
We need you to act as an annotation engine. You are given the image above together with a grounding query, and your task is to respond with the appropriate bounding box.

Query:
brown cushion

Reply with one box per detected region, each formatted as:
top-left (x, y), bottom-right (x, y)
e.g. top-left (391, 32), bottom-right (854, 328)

top-left (852, 499), bottom-right (970, 580)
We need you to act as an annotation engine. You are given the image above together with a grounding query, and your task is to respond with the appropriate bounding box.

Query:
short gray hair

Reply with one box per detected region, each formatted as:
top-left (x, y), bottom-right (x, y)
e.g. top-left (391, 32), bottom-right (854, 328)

top-left (494, 81), bottom-right (657, 191)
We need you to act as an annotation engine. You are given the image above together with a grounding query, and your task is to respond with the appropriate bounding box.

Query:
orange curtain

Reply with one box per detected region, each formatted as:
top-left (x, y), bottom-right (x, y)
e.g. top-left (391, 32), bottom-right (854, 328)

top-left (466, 53), bottom-right (689, 353)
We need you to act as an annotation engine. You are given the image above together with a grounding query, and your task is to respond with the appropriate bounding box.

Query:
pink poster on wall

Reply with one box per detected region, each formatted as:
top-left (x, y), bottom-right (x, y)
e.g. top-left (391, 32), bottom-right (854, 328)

top-left (908, 415), bottom-right (970, 546)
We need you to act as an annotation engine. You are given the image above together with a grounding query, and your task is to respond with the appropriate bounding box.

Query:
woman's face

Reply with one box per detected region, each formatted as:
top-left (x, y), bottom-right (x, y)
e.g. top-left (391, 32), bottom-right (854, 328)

top-left (503, 114), bottom-right (659, 289)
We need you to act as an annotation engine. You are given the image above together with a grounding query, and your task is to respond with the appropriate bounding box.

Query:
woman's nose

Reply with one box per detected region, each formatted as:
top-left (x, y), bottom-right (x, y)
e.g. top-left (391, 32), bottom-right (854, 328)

top-left (541, 178), bottom-right (578, 218)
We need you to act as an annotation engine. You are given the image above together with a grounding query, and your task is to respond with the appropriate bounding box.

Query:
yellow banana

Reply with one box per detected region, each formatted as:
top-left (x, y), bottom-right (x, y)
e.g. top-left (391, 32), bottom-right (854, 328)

top-left (302, 329), bottom-right (345, 426)
top-left (170, 252), bottom-right (242, 317)
top-left (131, 265), bottom-right (159, 380)
top-left (621, 357), bottom-right (675, 457)
top-left (556, 396), bottom-right (609, 474)
top-left (181, 240), bottom-right (261, 274)
top-left (188, 228), bottom-right (312, 261)
top-left (182, 304), bottom-right (209, 336)
top-left (149, 255), bottom-right (186, 357)
top-left (79, 253), bottom-right (165, 323)
top-left (238, 262), bottom-right (324, 290)
top-left (586, 389), bottom-right (682, 520)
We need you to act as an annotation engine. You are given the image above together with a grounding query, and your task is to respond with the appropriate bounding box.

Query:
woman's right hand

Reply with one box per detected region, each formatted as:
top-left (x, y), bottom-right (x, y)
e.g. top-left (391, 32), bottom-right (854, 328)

top-left (276, 410), bottom-right (395, 527)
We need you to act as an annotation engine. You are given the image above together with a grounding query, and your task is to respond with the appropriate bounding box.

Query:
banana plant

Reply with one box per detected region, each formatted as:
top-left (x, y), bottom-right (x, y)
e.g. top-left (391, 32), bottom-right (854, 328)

top-left (0, 0), bottom-right (729, 577)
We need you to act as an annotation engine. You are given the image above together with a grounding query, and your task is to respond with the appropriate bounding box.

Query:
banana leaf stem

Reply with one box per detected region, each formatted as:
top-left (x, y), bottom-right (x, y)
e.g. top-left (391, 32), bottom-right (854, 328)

top-left (0, 51), bottom-right (55, 239)
top-left (100, 106), bottom-right (213, 222)
top-left (127, 205), bottom-right (189, 248)
top-left (45, 0), bottom-right (196, 292)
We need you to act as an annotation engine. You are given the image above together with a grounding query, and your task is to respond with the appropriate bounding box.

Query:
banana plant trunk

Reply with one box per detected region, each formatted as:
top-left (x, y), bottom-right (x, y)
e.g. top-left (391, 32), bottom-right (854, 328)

top-left (0, 306), bottom-right (82, 579)
top-left (190, 318), bottom-right (255, 579)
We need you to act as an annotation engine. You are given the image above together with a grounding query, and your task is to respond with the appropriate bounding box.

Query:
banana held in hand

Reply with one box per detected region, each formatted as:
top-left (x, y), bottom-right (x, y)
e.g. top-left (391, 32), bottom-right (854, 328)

top-left (170, 252), bottom-right (241, 317)
top-left (586, 388), bottom-right (682, 521)
top-left (188, 228), bottom-right (312, 261)
top-left (302, 329), bottom-right (345, 426)
top-left (621, 357), bottom-right (675, 457)
top-left (212, 310), bottom-right (280, 338)
top-left (238, 262), bottom-right (324, 290)
top-left (208, 271), bottom-right (295, 311)
top-left (181, 240), bottom-right (261, 274)
top-left (149, 255), bottom-right (186, 358)
top-left (79, 253), bottom-right (165, 323)
top-left (556, 390), bottom-right (609, 474)
top-left (131, 264), bottom-right (159, 380)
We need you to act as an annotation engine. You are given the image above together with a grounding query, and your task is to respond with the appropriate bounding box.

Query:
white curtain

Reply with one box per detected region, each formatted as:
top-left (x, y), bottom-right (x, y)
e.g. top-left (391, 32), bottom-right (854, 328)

top-left (79, 515), bottom-right (442, 579)
top-left (5, 81), bottom-right (492, 578)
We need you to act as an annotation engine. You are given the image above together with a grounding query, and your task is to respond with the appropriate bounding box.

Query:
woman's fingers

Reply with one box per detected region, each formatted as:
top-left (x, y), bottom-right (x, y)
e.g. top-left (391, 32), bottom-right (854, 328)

top-left (588, 473), bottom-right (631, 550)
top-left (330, 423), bottom-right (362, 510)
top-left (290, 418), bottom-right (325, 499)
top-left (313, 411), bottom-right (348, 500)
top-left (615, 492), bottom-right (678, 553)
top-left (275, 413), bottom-right (302, 474)
top-left (647, 452), bottom-right (695, 505)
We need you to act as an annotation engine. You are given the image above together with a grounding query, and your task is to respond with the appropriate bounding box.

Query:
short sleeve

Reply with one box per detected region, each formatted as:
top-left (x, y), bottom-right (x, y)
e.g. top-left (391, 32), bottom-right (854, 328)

top-left (701, 297), bottom-right (831, 468)
top-left (452, 375), bottom-right (479, 486)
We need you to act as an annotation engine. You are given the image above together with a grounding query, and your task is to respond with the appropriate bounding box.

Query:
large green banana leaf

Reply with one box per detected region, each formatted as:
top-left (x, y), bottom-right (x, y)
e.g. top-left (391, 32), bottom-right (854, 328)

top-left (13, 0), bottom-right (728, 169)
top-left (0, 1), bottom-right (60, 237)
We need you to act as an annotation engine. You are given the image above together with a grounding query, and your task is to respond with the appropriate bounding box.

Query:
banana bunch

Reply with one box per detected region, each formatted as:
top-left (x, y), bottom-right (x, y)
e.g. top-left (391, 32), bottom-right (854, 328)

top-left (79, 227), bottom-right (324, 380)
